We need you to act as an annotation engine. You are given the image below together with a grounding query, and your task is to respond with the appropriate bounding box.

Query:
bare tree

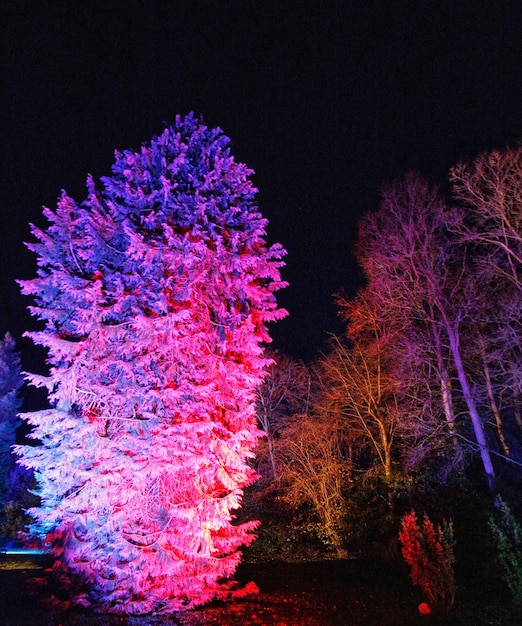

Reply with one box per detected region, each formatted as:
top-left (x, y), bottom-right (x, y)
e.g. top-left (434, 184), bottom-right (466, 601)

top-left (356, 173), bottom-right (496, 490)
top-left (450, 145), bottom-right (522, 289)
top-left (321, 295), bottom-right (408, 483)
top-left (450, 147), bottom-right (522, 456)
top-left (335, 290), bottom-right (461, 479)
top-left (274, 410), bottom-right (349, 557)
top-left (255, 352), bottom-right (312, 481)
top-left (253, 354), bottom-right (349, 556)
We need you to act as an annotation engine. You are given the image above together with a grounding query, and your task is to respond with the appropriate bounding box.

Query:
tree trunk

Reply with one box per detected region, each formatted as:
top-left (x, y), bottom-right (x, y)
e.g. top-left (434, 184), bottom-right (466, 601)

top-left (446, 324), bottom-right (496, 491)
top-left (377, 419), bottom-right (393, 482)
top-left (512, 366), bottom-right (522, 430)
top-left (431, 324), bottom-right (457, 432)
top-left (258, 402), bottom-right (278, 480)
top-left (482, 356), bottom-right (510, 457)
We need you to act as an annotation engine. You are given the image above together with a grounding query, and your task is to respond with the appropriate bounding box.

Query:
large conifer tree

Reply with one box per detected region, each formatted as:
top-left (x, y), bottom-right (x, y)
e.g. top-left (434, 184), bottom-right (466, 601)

top-left (16, 114), bottom-right (286, 613)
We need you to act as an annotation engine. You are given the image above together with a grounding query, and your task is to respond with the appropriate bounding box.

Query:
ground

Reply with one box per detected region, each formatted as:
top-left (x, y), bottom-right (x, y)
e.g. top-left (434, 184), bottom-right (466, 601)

top-left (0, 554), bottom-right (520, 625)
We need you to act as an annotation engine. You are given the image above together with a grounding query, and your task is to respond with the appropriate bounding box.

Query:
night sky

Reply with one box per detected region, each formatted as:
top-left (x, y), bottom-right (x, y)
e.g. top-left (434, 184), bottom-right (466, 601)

top-left (2, 1), bottom-right (522, 366)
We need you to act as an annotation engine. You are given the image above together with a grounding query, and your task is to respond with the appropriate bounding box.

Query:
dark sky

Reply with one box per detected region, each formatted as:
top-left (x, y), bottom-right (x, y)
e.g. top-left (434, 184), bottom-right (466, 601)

top-left (2, 1), bottom-right (522, 365)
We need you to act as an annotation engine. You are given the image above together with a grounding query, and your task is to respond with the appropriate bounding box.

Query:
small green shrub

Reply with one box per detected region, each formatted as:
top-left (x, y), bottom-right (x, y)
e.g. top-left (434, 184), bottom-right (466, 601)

top-left (0, 501), bottom-right (32, 540)
top-left (489, 497), bottom-right (522, 606)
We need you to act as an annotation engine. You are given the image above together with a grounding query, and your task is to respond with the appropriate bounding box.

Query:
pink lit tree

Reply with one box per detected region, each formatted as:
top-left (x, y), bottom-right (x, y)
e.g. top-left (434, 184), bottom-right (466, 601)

top-left (15, 114), bottom-right (287, 613)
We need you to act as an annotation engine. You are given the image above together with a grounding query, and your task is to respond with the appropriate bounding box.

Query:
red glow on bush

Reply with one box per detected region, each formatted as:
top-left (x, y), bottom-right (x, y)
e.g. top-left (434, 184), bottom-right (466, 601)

top-left (399, 510), bottom-right (455, 615)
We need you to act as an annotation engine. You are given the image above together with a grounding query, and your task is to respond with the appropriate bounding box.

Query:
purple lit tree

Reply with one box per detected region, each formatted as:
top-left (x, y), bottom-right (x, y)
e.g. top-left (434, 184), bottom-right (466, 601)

top-left (450, 147), bottom-right (522, 450)
top-left (356, 173), bottom-right (496, 490)
top-left (15, 114), bottom-right (287, 613)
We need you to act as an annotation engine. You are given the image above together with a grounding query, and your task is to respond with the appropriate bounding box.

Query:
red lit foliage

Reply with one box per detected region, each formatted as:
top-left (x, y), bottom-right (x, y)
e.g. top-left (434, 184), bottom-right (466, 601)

top-left (399, 509), bottom-right (455, 615)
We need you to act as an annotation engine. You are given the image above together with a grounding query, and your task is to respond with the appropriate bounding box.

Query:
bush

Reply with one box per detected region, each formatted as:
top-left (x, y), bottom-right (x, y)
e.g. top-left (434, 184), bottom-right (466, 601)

top-left (398, 509), bottom-right (455, 614)
top-left (1, 501), bottom-right (31, 541)
top-left (489, 497), bottom-right (522, 606)
top-left (0, 465), bottom-right (38, 542)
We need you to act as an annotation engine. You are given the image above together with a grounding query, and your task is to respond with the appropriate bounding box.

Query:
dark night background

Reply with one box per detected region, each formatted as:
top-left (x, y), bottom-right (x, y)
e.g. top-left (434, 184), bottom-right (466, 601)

top-left (2, 1), bottom-right (522, 367)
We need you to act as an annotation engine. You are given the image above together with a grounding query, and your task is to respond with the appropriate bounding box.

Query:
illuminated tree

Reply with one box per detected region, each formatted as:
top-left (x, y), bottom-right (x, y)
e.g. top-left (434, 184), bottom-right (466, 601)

top-left (399, 510), bottom-right (455, 615)
top-left (450, 146), bottom-right (522, 290)
top-left (356, 173), bottom-right (496, 490)
top-left (456, 281), bottom-right (522, 459)
top-left (255, 351), bottom-right (311, 481)
top-left (321, 302), bottom-right (403, 484)
top-left (329, 286), bottom-right (460, 488)
top-left (249, 352), bottom-right (348, 556)
top-left (16, 114), bottom-right (287, 613)
top-left (274, 409), bottom-right (349, 556)
top-left (450, 147), bottom-right (522, 452)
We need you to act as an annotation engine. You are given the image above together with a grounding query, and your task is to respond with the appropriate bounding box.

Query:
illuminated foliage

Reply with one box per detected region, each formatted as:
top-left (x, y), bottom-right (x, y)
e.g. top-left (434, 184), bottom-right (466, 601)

top-left (450, 146), bottom-right (522, 290)
top-left (274, 410), bottom-right (348, 556)
top-left (16, 114), bottom-right (286, 613)
top-left (399, 509), bottom-right (455, 615)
